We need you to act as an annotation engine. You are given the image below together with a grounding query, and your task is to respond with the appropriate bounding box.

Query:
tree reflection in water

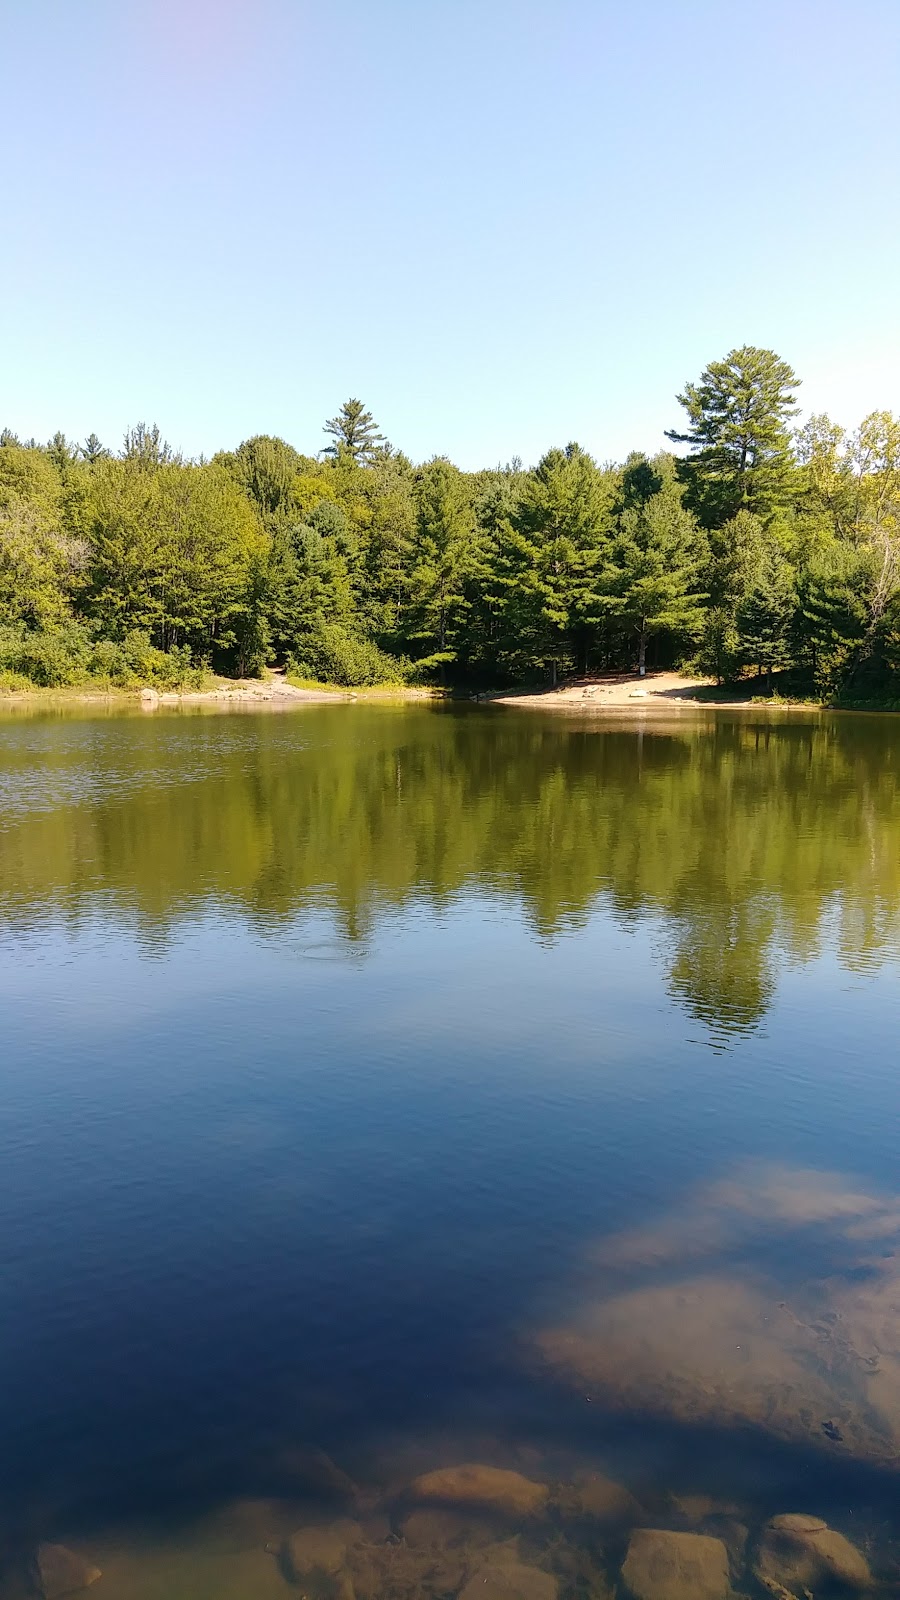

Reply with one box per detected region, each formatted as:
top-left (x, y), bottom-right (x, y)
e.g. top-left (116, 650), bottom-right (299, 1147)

top-left (0, 704), bottom-right (897, 1039)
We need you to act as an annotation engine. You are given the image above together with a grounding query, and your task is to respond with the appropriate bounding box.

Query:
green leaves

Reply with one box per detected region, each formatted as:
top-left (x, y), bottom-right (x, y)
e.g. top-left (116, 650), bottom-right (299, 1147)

top-left (82, 459), bottom-right (265, 655)
top-left (3, 358), bottom-right (900, 701)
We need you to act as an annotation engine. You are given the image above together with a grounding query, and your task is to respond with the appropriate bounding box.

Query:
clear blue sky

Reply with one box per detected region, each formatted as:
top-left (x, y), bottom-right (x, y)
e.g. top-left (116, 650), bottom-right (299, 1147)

top-left (2, 0), bottom-right (898, 468)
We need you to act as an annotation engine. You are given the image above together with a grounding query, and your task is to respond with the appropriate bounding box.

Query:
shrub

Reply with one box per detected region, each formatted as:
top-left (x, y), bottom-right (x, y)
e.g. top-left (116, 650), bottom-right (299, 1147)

top-left (0, 624), bottom-right (208, 690)
top-left (288, 620), bottom-right (407, 686)
top-left (0, 622), bottom-right (91, 686)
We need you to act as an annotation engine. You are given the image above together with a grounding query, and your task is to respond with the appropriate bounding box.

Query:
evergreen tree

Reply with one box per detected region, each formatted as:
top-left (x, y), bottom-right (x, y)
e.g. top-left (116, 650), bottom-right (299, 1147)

top-left (322, 399), bottom-right (387, 466)
top-left (794, 544), bottom-right (870, 696)
top-left (47, 431), bottom-right (76, 474)
top-left (81, 433), bottom-right (109, 465)
top-left (605, 456), bottom-right (705, 675)
top-left (460, 464), bottom-right (526, 677)
top-left (355, 453), bottom-right (416, 640)
top-left (121, 422), bottom-right (174, 470)
top-left (265, 500), bottom-right (356, 664)
top-left (403, 458), bottom-right (474, 668)
top-left (735, 542), bottom-right (795, 685)
top-left (667, 346), bottom-right (800, 526)
top-left (697, 509), bottom-right (765, 680)
top-left (499, 444), bottom-right (612, 682)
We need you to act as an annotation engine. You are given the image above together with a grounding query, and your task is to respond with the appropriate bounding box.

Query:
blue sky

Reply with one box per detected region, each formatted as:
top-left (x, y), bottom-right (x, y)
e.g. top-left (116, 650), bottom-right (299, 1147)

top-left (2, 0), bottom-right (899, 468)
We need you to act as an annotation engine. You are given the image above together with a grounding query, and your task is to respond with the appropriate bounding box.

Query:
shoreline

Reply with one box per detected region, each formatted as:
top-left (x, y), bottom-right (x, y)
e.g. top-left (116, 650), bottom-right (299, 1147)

top-left (0, 669), bottom-right (895, 715)
top-left (483, 669), bottom-right (823, 712)
top-left (0, 679), bottom-right (442, 710)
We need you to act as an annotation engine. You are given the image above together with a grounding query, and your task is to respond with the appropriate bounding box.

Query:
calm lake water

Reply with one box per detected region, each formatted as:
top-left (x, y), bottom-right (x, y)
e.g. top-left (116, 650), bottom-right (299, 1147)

top-left (2, 701), bottom-right (900, 1598)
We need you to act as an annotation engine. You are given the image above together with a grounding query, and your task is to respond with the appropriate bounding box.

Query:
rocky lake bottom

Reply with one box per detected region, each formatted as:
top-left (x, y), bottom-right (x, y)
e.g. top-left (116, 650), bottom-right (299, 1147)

top-left (8, 1446), bottom-right (900, 1600)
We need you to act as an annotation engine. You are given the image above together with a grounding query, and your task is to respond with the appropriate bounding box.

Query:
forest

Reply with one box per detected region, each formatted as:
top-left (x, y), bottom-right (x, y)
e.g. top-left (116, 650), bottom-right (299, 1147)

top-left (1, 344), bottom-right (899, 698)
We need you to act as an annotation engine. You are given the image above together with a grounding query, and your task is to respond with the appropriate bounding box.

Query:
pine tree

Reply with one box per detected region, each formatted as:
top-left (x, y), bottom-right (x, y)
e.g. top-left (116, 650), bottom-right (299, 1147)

top-left (121, 422), bottom-right (173, 470)
top-left (405, 457), bottom-right (474, 668)
top-left (499, 445), bottom-right (612, 682)
top-left (735, 542), bottom-right (795, 686)
top-left (605, 455), bottom-right (706, 676)
top-left (322, 399), bottom-right (386, 466)
top-left (47, 431), bottom-right (76, 474)
top-left (81, 433), bottom-right (108, 464)
top-left (667, 346), bottom-right (800, 526)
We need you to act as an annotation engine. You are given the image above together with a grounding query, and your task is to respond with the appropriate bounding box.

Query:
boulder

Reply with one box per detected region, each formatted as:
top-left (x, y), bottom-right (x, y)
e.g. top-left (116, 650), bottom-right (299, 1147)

top-left (564, 1471), bottom-right (645, 1526)
top-left (621, 1529), bottom-right (730, 1600)
top-left (282, 1519), bottom-right (362, 1590)
top-left (36, 1545), bottom-right (102, 1599)
top-left (406, 1464), bottom-right (548, 1518)
top-left (458, 1559), bottom-right (558, 1600)
top-left (754, 1514), bottom-right (872, 1592)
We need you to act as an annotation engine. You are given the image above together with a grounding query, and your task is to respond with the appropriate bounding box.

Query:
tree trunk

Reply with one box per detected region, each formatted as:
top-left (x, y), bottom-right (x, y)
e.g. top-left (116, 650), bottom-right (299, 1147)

top-left (638, 626), bottom-right (647, 677)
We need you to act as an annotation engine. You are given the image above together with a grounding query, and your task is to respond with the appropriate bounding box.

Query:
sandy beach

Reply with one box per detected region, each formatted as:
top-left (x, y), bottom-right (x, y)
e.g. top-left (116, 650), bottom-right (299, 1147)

top-left (487, 669), bottom-right (796, 710)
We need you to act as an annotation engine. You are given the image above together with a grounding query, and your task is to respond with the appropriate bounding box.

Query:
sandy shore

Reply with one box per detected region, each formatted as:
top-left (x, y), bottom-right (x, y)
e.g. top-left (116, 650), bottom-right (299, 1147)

top-left (486, 670), bottom-right (803, 710)
top-left (143, 679), bottom-right (349, 707)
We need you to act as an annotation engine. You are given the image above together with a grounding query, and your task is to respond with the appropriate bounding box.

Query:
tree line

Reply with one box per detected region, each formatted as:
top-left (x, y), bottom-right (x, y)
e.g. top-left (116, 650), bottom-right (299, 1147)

top-left (1, 349), bottom-right (899, 695)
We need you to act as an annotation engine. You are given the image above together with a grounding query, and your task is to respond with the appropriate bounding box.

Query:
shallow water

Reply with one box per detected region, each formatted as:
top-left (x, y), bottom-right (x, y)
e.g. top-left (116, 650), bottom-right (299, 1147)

top-left (2, 702), bottom-right (900, 1596)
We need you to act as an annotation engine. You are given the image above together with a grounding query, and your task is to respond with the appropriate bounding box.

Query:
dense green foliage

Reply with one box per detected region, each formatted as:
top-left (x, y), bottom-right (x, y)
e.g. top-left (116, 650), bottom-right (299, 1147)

top-left (3, 345), bottom-right (900, 695)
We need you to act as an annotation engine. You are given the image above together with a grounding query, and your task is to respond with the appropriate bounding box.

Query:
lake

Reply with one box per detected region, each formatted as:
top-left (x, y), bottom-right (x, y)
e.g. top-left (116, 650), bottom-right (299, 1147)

top-left (2, 701), bottom-right (900, 1599)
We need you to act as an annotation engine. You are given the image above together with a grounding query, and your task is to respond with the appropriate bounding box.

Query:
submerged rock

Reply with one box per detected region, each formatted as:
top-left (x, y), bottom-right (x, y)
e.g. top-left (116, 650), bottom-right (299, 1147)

top-left (35, 1545), bottom-right (102, 1599)
top-left (559, 1470), bottom-right (645, 1527)
top-left (620, 1528), bottom-right (730, 1600)
top-left (753, 1514), bottom-right (872, 1592)
top-left (406, 1464), bottom-right (548, 1518)
top-left (281, 1519), bottom-right (362, 1593)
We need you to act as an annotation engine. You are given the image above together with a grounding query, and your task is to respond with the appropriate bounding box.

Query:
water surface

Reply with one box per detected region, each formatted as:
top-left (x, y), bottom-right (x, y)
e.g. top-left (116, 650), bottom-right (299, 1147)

top-left (2, 702), bottom-right (900, 1594)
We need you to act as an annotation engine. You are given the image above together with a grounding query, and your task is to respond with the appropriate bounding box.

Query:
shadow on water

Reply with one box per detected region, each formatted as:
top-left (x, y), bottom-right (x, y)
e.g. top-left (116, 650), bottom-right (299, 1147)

top-left (1, 705), bottom-right (900, 1593)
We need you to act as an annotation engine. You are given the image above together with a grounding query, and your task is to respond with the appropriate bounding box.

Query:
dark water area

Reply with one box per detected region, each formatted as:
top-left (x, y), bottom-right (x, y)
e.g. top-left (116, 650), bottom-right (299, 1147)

top-left (2, 701), bottom-right (900, 1598)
